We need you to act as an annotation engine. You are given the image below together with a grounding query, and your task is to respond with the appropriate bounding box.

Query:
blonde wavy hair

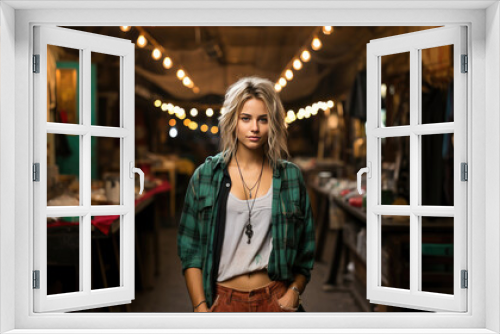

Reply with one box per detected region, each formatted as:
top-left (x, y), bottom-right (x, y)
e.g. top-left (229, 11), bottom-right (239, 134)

top-left (218, 76), bottom-right (289, 169)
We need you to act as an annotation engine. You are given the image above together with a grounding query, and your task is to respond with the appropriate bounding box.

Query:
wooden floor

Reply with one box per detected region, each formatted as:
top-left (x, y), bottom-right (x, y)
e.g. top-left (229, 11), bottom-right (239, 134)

top-left (129, 225), bottom-right (365, 313)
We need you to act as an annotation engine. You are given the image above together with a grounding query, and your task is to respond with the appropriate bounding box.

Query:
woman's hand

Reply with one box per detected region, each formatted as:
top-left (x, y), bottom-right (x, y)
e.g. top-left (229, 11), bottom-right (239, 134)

top-left (277, 288), bottom-right (299, 311)
top-left (194, 303), bottom-right (210, 312)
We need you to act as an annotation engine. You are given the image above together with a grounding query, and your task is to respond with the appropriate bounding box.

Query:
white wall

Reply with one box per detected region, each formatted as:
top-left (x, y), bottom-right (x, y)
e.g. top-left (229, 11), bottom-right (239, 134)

top-left (0, 2), bottom-right (16, 333)
top-left (486, 2), bottom-right (500, 333)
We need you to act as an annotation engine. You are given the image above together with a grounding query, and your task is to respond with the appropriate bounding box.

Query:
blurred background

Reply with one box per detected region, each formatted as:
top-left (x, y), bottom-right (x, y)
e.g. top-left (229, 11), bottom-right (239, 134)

top-left (45, 26), bottom-right (455, 312)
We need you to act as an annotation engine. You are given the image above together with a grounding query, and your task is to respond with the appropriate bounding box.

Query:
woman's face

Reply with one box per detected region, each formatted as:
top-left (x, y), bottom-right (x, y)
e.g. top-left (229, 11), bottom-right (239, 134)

top-left (236, 98), bottom-right (269, 151)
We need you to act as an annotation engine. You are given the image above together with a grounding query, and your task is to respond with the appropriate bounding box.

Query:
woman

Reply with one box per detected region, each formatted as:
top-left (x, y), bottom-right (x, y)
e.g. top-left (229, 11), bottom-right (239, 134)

top-left (177, 76), bottom-right (315, 312)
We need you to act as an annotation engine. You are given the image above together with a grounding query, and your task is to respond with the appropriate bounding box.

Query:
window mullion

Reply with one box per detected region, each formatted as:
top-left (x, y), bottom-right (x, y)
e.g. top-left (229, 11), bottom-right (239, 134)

top-left (409, 47), bottom-right (420, 294)
top-left (82, 47), bottom-right (92, 294)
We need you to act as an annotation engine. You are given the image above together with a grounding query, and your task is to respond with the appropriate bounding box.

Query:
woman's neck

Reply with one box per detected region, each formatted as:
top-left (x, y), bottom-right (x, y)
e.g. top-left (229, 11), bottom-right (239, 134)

top-left (233, 144), bottom-right (265, 169)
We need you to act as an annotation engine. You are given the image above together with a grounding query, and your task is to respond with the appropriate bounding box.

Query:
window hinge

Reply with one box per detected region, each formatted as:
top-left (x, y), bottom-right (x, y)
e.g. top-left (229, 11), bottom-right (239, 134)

top-left (33, 270), bottom-right (40, 289)
top-left (33, 54), bottom-right (40, 73)
top-left (33, 163), bottom-right (40, 182)
top-left (461, 162), bottom-right (468, 181)
top-left (461, 54), bottom-right (468, 73)
top-left (461, 270), bottom-right (468, 289)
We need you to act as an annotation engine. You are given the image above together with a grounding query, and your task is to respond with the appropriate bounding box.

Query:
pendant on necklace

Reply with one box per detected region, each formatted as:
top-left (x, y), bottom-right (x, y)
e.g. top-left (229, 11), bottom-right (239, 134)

top-left (245, 223), bottom-right (254, 244)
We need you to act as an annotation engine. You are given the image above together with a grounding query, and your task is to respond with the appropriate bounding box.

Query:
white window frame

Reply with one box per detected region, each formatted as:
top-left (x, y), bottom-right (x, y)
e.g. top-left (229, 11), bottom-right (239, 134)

top-left (1, 1), bottom-right (499, 333)
top-left (365, 26), bottom-right (467, 312)
top-left (33, 25), bottom-right (136, 313)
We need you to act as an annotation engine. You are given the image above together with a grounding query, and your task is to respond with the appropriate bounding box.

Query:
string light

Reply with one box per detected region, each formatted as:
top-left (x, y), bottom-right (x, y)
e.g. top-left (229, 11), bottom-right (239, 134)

top-left (211, 126), bottom-right (219, 134)
top-left (182, 76), bottom-right (192, 87)
top-left (152, 48), bottom-right (162, 60)
top-left (279, 77), bottom-right (287, 87)
top-left (163, 57), bottom-right (173, 69)
top-left (322, 26), bottom-right (333, 35)
top-left (285, 69), bottom-right (294, 81)
top-left (169, 127), bottom-right (178, 138)
top-left (193, 87), bottom-right (200, 94)
top-left (137, 35), bottom-right (147, 48)
top-left (274, 83), bottom-right (282, 92)
top-left (169, 119), bottom-right (176, 126)
top-left (300, 50), bottom-right (311, 62)
top-left (293, 59), bottom-right (303, 70)
top-left (190, 108), bottom-right (198, 117)
top-left (200, 124), bottom-right (208, 133)
top-left (161, 103), bottom-right (168, 112)
top-left (206, 108), bottom-right (214, 117)
top-left (154, 100), bottom-right (162, 107)
top-left (120, 26), bottom-right (131, 32)
top-left (311, 37), bottom-right (322, 51)
top-left (176, 69), bottom-right (186, 80)
top-left (327, 100), bottom-right (334, 108)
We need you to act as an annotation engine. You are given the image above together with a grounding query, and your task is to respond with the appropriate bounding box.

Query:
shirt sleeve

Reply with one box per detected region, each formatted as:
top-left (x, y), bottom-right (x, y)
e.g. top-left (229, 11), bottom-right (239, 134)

top-left (292, 169), bottom-right (316, 283)
top-left (177, 167), bottom-right (202, 274)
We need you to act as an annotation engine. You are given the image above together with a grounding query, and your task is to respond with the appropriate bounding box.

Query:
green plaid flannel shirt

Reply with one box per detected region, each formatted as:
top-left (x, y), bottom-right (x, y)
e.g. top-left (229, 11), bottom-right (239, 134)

top-left (177, 152), bottom-right (315, 307)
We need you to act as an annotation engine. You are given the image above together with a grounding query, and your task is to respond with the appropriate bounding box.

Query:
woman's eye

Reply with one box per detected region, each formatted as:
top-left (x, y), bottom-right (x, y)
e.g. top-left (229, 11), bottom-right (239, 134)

top-left (241, 117), bottom-right (249, 121)
top-left (260, 119), bottom-right (268, 123)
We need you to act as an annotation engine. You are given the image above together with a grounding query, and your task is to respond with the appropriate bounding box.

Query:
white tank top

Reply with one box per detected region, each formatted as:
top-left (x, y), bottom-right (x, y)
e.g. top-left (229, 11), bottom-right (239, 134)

top-left (216, 185), bottom-right (273, 282)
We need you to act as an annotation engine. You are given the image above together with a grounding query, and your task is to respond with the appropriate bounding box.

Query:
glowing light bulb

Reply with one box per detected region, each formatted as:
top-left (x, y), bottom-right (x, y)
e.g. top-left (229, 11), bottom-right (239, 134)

top-left (137, 35), bottom-right (147, 48)
top-left (300, 50), bottom-right (311, 62)
top-left (193, 87), bottom-right (200, 94)
top-left (169, 119), bottom-right (176, 126)
top-left (169, 127), bottom-right (178, 138)
top-left (274, 83), bottom-right (282, 92)
top-left (183, 119), bottom-right (191, 126)
top-left (200, 124), bottom-right (208, 133)
top-left (327, 100), bottom-right (334, 108)
top-left (176, 69), bottom-right (186, 80)
top-left (161, 103), bottom-right (168, 112)
top-left (120, 26), bottom-right (131, 32)
top-left (154, 100), bottom-right (162, 107)
top-left (285, 69), bottom-right (294, 81)
top-left (211, 126), bottom-right (218, 134)
top-left (293, 59), bottom-right (302, 70)
top-left (182, 76), bottom-right (192, 87)
top-left (152, 48), bottom-right (162, 60)
top-left (206, 108), bottom-right (214, 117)
top-left (163, 57), bottom-right (173, 69)
top-left (190, 108), bottom-right (198, 117)
top-left (279, 77), bottom-right (287, 87)
top-left (322, 26), bottom-right (333, 35)
top-left (311, 37), bottom-right (322, 51)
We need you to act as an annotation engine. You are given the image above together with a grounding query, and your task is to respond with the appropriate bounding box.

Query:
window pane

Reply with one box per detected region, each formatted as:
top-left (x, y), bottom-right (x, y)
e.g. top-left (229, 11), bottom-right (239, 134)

top-left (91, 137), bottom-right (121, 205)
top-left (421, 134), bottom-right (454, 206)
top-left (421, 216), bottom-right (454, 294)
top-left (381, 52), bottom-right (410, 127)
top-left (91, 216), bottom-right (121, 290)
top-left (381, 215), bottom-right (410, 290)
top-left (47, 45), bottom-right (80, 124)
top-left (381, 136), bottom-right (410, 205)
top-left (421, 45), bottom-right (454, 124)
top-left (47, 216), bottom-right (80, 295)
top-left (47, 134), bottom-right (80, 206)
top-left (91, 52), bottom-right (121, 127)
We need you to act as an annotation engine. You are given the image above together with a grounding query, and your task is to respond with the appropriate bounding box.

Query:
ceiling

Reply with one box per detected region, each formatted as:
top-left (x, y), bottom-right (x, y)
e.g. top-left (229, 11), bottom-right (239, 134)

top-left (69, 26), bottom-right (433, 109)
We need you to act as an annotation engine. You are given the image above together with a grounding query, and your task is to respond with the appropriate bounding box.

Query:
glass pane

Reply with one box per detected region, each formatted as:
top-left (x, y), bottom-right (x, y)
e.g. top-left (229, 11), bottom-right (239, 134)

top-left (421, 45), bottom-right (454, 124)
top-left (47, 45), bottom-right (80, 124)
top-left (381, 136), bottom-right (410, 205)
top-left (91, 52), bottom-right (121, 127)
top-left (381, 52), bottom-right (410, 127)
top-left (91, 137), bottom-right (121, 205)
top-left (381, 215), bottom-right (410, 290)
top-left (47, 134), bottom-right (80, 206)
top-left (421, 134), bottom-right (454, 206)
top-left (421, 216), bottom-right (454, 294)
top-left (47, 216), bottom-right (80, 294)
top-left (91, 216), bottom-right (121, 290)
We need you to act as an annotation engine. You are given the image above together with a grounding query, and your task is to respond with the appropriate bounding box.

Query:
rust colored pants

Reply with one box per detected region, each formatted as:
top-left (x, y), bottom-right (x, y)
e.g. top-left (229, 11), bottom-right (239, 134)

top-left (209, 281), bottom-right (297, 312)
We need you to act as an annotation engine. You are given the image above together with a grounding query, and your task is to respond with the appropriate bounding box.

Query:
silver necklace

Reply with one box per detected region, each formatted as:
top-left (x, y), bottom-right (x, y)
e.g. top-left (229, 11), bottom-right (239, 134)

top-left (235, 153), bottom-right (265, 244)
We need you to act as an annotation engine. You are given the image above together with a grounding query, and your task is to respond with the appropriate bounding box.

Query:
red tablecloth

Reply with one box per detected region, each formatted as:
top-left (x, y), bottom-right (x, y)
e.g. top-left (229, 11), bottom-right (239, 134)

top-left (47, 180), bottom-right (171, 235)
